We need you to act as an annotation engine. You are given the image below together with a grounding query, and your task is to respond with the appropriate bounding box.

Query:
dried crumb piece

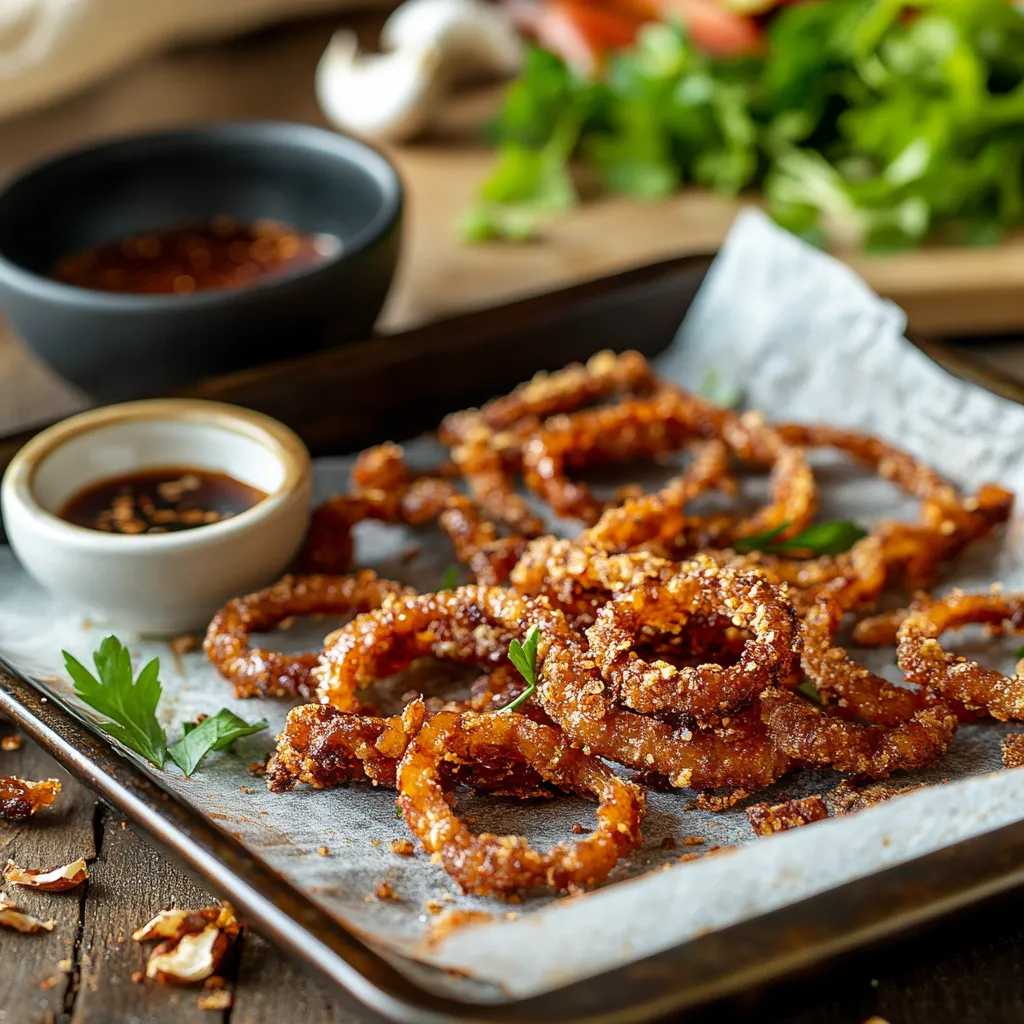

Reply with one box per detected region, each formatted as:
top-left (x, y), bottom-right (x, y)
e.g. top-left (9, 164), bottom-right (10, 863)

top-left (680, 836), bottom-right (705, 846)
top-left (571, 823), bottom-right (586, 835)
top-left (39, 975), bottom-right (61, 990)
top-left (169, 634), bottom-right (201, 655)
top-left (660, 836), bottom-right (676, 849)
top-left (1, 735), bottom-right (22, 752)
top-left (1002, 734), bottom-right (1024, 770)
top-left (0, 893), bottom-right (55, 933)
top-left (694, 790), bottom-right (748, 812)
top-left (678, 852), bottom-right (702, 863)
top-left (0, 777), bottom-right (61, 821)
top-left (373, 881), bottom-right (400, 902)
top-left (133, 904), bottom-right (239, 985)
top-left (829, 779), bottom-right (929, 815)
top-left (316, 846), bottom-right (329, 857)
top-left (370, 839), bottom-right (381, 848)
top-left (746, 795), bottom-right (829, 838)
top-left (705, 845), bottom-right (736, 857)
top-left (239, 786), bottom-right (251, 795)
top-left (249, 760), bottom-right (269, 776)
top-left (390, 839), bottom-right (415, 857)
top-left (5, 858), bottom-right (89, 891)
top-left (58, 958), bottom-right (72, 972)
top-left (131, 971), bottom-right (144, 984)
top-left (197, 989), bottom-right (234, 1011)
top-left (427, 909), bottom-right (494, 946)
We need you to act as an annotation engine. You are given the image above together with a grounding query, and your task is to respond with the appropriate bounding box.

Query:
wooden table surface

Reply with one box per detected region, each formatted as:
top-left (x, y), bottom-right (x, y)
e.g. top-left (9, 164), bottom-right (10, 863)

top-left (5, 13), bottom-right (1024, 1024)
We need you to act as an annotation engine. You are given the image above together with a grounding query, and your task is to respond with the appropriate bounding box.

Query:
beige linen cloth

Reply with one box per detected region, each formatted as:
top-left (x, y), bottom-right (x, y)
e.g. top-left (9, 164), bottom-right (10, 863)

top-left (0, 0), bottom-right (378, 120)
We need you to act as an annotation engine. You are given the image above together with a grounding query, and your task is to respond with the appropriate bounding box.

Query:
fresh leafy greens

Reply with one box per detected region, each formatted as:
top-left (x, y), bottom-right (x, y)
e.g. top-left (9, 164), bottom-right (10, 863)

top-left (169, 710), bottom-right (268, 777)
top-left (470, 1), bottom-right (1024, 250)
top-left (63, 636), bottom-right (167, 768)
top-left (64, 636), bottom-right (266, 774)
top-left (734, 520), bottom-right (867, 557)
top-left (503, 625), bottom-right (541, 713)
top-left (440, 565), bottom-right (461, 591)
top-left (698, 367), bottom-right (743, 409)
top-left (796, 680), bottom-right (825, 706)
top-left (1014, 644), bottom-right (1024, 660)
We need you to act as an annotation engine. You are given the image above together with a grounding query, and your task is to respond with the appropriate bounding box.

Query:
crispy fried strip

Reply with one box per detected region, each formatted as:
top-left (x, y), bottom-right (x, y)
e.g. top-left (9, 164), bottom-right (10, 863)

top-left (897, 590), bottom-right (1024, 720)
top-left (586, 560), bottom-right (798, 724)
top-left (204, 572), bottom-right (413, 699)
top-left (0, 777), bottom-right (59, 821)
top-left (396, 710), bottom-right (645, 896)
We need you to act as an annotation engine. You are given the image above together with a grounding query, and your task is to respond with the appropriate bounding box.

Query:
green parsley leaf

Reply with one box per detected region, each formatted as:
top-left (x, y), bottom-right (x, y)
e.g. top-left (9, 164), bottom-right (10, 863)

top-left (731, 522), bottom-right (791, 555)
top-left (1014, 644), bottom-right (1024, 660)
top-left (795, 680), bottom-right (825, 706)
top-left (168, 709), bottom-right (268, 777)
top-left (63, 636), bottom-right (167, 768)
top-left (697, 367), bottom-right (743, 409)
top-left (440, 565), bottom-right (461, 591)
top-left (394, 804), bottom-right (404, 819)
top-left (733, 520), bottom-right (867, 558)
top-left (503, 625), bottom-right (541, 714)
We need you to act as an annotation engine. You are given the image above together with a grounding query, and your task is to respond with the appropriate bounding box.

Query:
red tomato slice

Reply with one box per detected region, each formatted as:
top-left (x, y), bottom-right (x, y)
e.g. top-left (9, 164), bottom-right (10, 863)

top-left (530, 0), bottom-right (646, 75)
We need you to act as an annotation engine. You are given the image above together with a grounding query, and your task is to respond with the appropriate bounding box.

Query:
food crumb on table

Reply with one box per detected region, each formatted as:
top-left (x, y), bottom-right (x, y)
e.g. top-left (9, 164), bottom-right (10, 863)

top-left (1001, 733), bottom-right (1024, 769)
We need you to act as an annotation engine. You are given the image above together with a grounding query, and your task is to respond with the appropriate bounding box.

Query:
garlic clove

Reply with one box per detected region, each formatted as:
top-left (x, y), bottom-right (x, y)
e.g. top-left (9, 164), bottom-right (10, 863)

top-left (315, 30), bottom-right (448, 143)
top-left (381, 0), bottom-right (524, 80)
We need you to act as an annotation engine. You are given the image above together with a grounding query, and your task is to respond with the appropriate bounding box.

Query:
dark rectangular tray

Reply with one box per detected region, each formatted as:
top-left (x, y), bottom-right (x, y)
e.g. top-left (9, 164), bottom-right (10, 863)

top-left (3, 252), bottom-right (1024, 1023)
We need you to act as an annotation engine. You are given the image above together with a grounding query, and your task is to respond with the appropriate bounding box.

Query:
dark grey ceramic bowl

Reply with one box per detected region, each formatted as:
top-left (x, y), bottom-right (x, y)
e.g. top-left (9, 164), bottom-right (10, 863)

top-left (0, 122), bottom-right (402, 402)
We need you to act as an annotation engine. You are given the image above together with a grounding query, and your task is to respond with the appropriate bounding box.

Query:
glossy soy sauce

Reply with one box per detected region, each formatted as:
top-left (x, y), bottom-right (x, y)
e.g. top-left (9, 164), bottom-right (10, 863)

top-left (59, 467), bottom-right (267, 535)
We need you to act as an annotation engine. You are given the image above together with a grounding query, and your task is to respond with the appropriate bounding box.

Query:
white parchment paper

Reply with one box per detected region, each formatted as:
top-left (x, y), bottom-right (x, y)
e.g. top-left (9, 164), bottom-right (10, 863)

top-left (3, 209), bottom-right (1024, 1002)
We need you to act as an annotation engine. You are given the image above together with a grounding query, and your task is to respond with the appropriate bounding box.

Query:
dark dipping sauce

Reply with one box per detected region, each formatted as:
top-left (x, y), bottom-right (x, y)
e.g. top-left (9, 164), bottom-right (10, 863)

top-left (58, 467), bottom-right (267, 535)
top-left (52, 217), bottom-right (340, 295)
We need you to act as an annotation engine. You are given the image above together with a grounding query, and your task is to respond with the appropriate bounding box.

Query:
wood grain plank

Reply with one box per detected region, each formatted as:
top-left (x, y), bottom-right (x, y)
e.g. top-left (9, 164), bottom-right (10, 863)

top-left (231, 931), bottom-right (375, 1024)
top-left (70, 813), bottom-right (225, 1024)
top-left (0, 729), bottom-right (96, 1024)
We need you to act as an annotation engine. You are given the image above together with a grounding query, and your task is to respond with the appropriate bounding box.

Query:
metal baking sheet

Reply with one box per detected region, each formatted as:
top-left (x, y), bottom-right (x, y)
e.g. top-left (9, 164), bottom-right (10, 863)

top-left (3, 210), bottom-right (1024, 1017)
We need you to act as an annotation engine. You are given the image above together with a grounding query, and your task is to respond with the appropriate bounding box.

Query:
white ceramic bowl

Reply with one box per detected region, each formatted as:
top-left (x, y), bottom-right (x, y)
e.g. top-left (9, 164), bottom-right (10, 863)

top-left (1, 399), bottom-right (312, 634)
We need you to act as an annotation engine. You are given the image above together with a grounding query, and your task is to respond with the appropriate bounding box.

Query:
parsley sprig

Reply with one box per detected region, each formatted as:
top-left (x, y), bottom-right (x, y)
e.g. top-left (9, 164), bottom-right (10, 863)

top-left (503, 625), bottom-right (541, 714)
top-left (440, 565), bottom-right (461, 591)
top-left (63, 637), bottom-right (167, 768)
top-left (733, 520), bottom-right (867, 558)
top-left (697, 368), bottom-right (743, 410)
top-left (63, 636), bottom-right (267, 774)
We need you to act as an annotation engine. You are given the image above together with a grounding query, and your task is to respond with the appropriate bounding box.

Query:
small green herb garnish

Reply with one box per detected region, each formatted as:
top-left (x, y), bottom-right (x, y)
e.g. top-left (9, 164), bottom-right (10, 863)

top-left (1014, 644), bottom-right (1024, 660)
top-left (734, 521), bottom-right (867, 558)
top-left (440, 565), bottom-right (461, 591)
top-left (795, 680), bottom-right (825, 706)
top-left (63, 636), bottom-right (167, 768)
top-left (503, 625), bottom-right (541, 714)
top-left (698, 368), bottom-right (743, 410)
top-left (394, 804), bottom-right (404, 819)
top-left (169, 709), bottom-right (268, 777)
top-left (64, 636), bottom-right (267, 775)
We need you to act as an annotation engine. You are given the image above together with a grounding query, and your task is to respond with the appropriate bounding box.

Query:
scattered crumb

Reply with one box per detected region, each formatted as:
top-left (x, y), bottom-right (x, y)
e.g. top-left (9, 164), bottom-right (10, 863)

top-left (705, 845), bottom-right (736, 857)
top-left (276, 616), bottom-right (296, 632)
top-left (571, 824), bottom-right (586, 835)
top-left (205, 976), bottom-right (227, 989)
top-left (425, 899), bottom-right (445, 915)
top-left (1002, 734), bottom-right (1024, 769)
top-left (391, 839), bottom-right (415, 857)
top-left (58, 959), bottom-right (72, 972)
top-left (747, 795), bottom-right (829, 837)
top-left (505, 911), bottom-right (519, 920)
top-left (695, 790), bottom-right (748, 812)
top-left (39, 975), bottom-right (61, 990)
top-left (427, 909), bottom-right (494, 946)
top-left (829, 779), bottom-right (930, 815)
top-left (249, 760), bottom-right (268, 776)
top-left (317, 847), bottom-right (329, 857)
top-left (169, 634), bottom-right (201, 655)
top-left (660, 837), bottom-right (676, 849)
top-left (373, 881), bottom-right (399, 902)
top-left (370, 839), bottom-right (381, 848)
top-left (131, 972), bottom-right (144, 984)
top-left (239, 786), bottom-right (251, 795)
top-left (684, 801), bottom-right (696, 811)
top-left (258, 810), bottom-right (269, 816)
top-left (81, 619), bottom-right (93, 630)
top-left (679, 852), bottom-right (702, 863)
top-left (197, 989), bottom-right (234, 1011)
top-left (681, 837), bottom-right (705, 846)
top-left (1, 735), bottom-right (22, 752)
top-left (120, 821), bottom-right (128, 830)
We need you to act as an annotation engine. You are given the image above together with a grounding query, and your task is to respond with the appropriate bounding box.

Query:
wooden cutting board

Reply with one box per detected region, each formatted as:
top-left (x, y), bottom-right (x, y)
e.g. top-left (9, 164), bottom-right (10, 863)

top-left (1, 13), bottom-right (1022, 434)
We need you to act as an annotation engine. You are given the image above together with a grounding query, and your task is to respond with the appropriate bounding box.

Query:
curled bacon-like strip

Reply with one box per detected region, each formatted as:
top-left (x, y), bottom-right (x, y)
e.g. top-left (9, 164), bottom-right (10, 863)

top-left (585, 559), bottom-right (798, 725)
top-left (396, 709), bottom-right (645, 896)
top-left (204, 572), bottom-right (413, 699)
top-left (897, 590), bottom-right (1024, 721)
